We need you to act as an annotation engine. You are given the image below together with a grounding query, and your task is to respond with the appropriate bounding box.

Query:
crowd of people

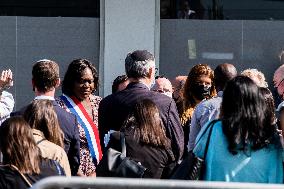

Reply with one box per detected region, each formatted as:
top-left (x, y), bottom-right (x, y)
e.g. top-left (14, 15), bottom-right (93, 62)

top-left (0, 49), bottom-right (284, 187)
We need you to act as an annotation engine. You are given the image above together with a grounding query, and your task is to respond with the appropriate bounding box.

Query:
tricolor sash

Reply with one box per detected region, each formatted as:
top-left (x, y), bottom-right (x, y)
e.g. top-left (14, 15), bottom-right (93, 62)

top-left (60, 94), bottom-right (102, 163)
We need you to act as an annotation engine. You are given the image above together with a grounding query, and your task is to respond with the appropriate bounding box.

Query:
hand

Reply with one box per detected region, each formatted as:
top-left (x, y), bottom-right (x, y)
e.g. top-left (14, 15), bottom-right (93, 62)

top-left (0, 69), bottom-right (13, 90)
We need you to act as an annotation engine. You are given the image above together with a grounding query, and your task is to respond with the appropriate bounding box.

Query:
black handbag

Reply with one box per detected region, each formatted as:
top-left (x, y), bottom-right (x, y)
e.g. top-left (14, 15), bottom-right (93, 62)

top-left (96, 132), bottom-right (147, 178)
top-left (170, 120), bottom-right (217, 180)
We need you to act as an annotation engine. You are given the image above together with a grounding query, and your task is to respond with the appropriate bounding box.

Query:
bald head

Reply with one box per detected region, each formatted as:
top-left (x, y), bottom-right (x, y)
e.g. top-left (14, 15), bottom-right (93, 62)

top-left (214, 63), bottom-right (237, 91)
top-left (151, 77), bottom-right (173, 98)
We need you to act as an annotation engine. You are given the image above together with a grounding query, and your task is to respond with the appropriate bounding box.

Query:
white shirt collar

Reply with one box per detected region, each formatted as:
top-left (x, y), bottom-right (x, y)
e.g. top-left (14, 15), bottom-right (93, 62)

top-left (34, 95), bottom-right (55, 101)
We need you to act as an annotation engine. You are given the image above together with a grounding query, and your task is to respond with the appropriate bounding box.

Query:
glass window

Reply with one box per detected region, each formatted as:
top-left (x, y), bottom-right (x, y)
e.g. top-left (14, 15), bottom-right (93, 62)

top-left (0, 0), bottom-right (99, 17)
top-left (161, 0), bottom-right (284, 20)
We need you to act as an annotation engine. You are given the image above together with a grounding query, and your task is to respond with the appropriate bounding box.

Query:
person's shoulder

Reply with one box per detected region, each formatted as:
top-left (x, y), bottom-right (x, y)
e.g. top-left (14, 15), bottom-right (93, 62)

top-left (99, 93), bottom-right (116, 108)
top-left (90, 95), bottom-right (102, 103)
top-left (10, 104), bottom-right (28, 116)
top-left (149, 91), bottom-right (173, 102)
top-left (1, 91), bottom-right (13, 99)
top-left (39, 139), bottom-right (66, 158)
top-left (197, 96), bottom-right (222, 110)
top-left (53, 101), bottom-right (76, 119)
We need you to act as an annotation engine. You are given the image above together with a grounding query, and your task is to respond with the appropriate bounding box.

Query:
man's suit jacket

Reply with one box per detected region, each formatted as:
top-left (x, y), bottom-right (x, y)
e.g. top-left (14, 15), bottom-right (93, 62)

top-left (11, 100), bottom-right (80, 176)
top-left (98, 82), bottom-right (184, 161)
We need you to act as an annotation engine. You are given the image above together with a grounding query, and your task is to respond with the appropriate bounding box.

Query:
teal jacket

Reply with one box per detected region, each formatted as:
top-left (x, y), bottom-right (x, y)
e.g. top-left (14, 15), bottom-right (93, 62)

top-left (193, 120), bottom-right (283, 183)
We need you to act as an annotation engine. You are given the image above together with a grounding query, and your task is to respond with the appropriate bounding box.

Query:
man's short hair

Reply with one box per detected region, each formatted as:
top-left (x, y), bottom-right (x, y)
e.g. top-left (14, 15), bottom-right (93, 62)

top-left (32, 59), bottom-right (59, 93)
top-left (112, 75), bottom-right (128, 94)
top-left (125, 50), bottom-right (155, 79)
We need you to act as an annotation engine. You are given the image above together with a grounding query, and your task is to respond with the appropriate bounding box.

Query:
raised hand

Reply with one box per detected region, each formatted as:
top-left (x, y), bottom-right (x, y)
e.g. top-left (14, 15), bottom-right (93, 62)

top-left (0, 69), bottom-right (13, 90)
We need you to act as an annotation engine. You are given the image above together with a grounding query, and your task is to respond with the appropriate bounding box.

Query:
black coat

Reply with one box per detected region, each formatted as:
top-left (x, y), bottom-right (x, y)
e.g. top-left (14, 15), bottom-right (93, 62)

top-left (107, 130), bottom-right (176, 178)
top-left (98, 82), bottom-right (184, 161)
top-left (0, 158), bottom-right (63, 189)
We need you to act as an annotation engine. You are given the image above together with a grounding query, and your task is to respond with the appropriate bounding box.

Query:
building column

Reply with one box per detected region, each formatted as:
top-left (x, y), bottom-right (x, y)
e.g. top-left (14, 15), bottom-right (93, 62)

top-left (99, 0), bottom-right (160, 96)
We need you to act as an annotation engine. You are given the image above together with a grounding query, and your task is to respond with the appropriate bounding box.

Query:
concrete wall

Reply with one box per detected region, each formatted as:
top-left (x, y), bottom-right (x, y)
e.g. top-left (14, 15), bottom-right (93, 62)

top-left (160, 19), bottom-right (284, 89)
top-left (2, 16), bottom-right (284, 110)
top-left (0, 17), bottom-right (99, 110)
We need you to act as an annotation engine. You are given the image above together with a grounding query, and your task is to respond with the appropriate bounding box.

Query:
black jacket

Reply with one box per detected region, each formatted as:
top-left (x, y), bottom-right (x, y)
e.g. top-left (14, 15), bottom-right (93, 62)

top-left (0, 158), bottom-right (63, 189)
top-left (107, 130), bottom-right (176, 178)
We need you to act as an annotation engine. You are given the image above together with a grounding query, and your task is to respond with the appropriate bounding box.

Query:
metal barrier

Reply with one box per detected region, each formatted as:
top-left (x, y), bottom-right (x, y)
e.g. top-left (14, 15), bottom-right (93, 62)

top-left (31, 177), bottom-right (284, 189)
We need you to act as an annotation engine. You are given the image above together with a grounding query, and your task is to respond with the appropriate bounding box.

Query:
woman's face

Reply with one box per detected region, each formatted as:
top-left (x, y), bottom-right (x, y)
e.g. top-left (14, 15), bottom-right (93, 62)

top-left (196, 75), bottom-right (212, 86)
top-left (73, 67), bottom-right (95, 101)
top-left (191, 75), bottom-right (212, 101)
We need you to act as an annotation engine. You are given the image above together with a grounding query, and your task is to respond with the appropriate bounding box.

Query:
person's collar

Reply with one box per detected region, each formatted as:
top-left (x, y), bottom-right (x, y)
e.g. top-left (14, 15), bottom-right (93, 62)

top-left (127, 78), bottom-right (152, 89)
top-left (126, 81), bottom-right (149, 90)
top-left (34, 95), bottom-right (55, 101)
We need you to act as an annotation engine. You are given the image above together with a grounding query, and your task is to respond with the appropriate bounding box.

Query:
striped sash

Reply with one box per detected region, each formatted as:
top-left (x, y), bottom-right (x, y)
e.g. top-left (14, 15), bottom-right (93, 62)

top-left (60, 94), bottom-right (102, 163)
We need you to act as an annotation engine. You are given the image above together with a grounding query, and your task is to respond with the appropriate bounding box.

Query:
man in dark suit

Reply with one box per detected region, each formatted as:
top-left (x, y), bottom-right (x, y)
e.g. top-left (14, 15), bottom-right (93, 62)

top-left (99, 50), bottom-right (184, 161)
top-left (12, 59), bottom-right (80, 175)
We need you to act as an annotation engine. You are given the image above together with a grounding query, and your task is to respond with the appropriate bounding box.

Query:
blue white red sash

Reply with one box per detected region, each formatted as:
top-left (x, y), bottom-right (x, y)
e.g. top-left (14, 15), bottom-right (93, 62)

top-left (60, 94), bottom-right (102, 163)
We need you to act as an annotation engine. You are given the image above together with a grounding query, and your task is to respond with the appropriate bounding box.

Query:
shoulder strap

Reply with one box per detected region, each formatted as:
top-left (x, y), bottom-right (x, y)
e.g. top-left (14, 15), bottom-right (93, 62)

top-left (120, 132), bottom-right (126, 156)
top-left (51, 160), bottom-right (65, 176)
top-left (194, 119), bottom-right (219, 159)
top-left (9, 164), bottom-right (32, 187)
top-left (36, 139), bottom-right (46, 145)
top-left (203, 121), bottom-right (217, 159)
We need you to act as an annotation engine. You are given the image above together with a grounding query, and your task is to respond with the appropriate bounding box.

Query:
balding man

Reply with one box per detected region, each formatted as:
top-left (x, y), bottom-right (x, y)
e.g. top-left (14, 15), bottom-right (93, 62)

top-left (188, 63), bottom-right (237, 151)
top-left (151, 76), bottom-right (173, 98)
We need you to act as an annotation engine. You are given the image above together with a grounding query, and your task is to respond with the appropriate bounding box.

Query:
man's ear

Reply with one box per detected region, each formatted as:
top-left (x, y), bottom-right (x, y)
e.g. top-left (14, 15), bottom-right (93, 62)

top-left (148, 66), bottom-right (155, 79)
top-left (55, 78), bottom-right (61, 88)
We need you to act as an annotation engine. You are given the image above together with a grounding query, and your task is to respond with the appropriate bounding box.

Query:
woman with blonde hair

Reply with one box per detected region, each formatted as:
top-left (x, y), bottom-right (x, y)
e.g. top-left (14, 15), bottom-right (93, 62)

top-left (180, 64), bottom-right (216, 152)
top-left (24, 99), bottom-right (71, 176)
top-left (241, 68), bottom-right (268, 88)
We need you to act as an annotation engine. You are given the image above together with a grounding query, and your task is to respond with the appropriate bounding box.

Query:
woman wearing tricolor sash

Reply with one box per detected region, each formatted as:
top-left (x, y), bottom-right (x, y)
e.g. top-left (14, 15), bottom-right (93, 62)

top-left (57, 59), bottom-right (102, 176)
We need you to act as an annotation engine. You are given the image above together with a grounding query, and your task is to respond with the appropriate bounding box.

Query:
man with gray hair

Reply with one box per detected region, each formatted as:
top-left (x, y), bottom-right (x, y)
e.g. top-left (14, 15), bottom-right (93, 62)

top-left (99, 50), bottom-right (184, 161)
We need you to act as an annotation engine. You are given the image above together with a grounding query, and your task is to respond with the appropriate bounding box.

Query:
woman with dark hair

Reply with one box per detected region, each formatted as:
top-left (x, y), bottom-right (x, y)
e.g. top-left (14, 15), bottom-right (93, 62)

top-left (56, 59), bottom-right (102, 176)
top-left (24, 100), bottom-right (71, 176)
top-left (193, 76), bottom-right (283, 183)
top-left (104, 99), bottom-right (175, 178)
top-left (0, 117), bottom-right (62, 189)
top-left (180, 64), bottom-right (216, 152)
